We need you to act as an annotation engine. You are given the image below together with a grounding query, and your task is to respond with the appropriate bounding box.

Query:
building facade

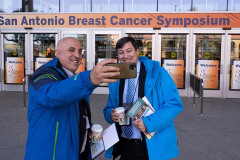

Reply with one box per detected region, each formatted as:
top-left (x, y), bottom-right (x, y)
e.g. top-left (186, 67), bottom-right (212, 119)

top-left (0, 0), bottom-right (240, 98)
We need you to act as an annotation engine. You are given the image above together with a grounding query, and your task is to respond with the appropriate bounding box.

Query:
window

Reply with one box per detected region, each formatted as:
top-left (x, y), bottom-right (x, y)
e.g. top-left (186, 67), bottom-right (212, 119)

top-left (0, 0), bottom-right (22, 13)
top-left (61, 0), bottom-right (91, 12)
top-left (92, 0), bottom-right (123, 12)
top-left (228, 0), bottom-right (240, 11)
top-left (193, 0), bottom-right (227, 11)
top-left (158, 0), bottom-right (191, 12)
top-left (33, 0), bottom-right (59, 12)
top-left (95, 34), bottom-right (119, 64)
top-left (125, 0), bottom-right (157, 12)
top-left (3, 34), bottom-right (25, 84)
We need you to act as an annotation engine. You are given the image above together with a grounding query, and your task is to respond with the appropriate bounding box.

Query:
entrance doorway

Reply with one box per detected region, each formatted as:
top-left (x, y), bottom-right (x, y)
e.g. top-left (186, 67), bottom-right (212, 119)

top-left (225, 31), bottom-right (240, 98)
top-left (92, 30), bottom-right (121, 94)
top-left (1, 30), bottom-right (58, 91)
top-left (192, 30), bottom-right (225, 97)
top-left (158, 29), bottom-right (190, 97)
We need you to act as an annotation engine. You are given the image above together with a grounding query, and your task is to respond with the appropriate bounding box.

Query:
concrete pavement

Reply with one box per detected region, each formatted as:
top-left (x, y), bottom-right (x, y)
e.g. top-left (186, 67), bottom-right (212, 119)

top-left (0, 91), bottom-right (239, 160)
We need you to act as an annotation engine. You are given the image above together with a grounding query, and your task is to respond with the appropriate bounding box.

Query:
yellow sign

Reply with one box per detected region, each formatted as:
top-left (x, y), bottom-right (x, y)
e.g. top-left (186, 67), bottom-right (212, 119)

top-left (13, 50), bottom-right (17, 56)
top-left (171, 52), bottom-right (176, 58)
top-left (205, 52), bottom-right (211, 59)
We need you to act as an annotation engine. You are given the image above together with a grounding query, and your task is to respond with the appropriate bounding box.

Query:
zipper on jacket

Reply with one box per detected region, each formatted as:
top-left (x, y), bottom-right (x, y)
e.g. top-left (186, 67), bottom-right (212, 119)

top-left (53, 122), bottom-right (59, 160)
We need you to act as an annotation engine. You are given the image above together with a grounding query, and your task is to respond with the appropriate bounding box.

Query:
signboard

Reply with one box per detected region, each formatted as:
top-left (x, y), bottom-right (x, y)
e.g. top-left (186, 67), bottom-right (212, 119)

top-left (35, 58), bottom-right (53, 70)
top-left (163, 59), bottom-right (184, 88)
top-left (76, 58), bottom-right (86, 73)
top-left (231, 61), bottom-right (240, 90)
top-left (0, 13), bottom-right (240, 28)
top-left (197, 60), bottom-right (219, 89)
top-left (5, 57), bottom-right (24, 84)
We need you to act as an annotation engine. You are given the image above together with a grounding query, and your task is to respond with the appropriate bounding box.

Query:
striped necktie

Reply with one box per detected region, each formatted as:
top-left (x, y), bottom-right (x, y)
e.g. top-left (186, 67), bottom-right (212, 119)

top-left (124, 78), bottom-right (134, 138)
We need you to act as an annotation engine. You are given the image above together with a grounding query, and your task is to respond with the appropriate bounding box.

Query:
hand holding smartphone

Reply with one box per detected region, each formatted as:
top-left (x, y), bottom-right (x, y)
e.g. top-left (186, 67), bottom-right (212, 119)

top-left (105, 63), bottom-right (137, 79)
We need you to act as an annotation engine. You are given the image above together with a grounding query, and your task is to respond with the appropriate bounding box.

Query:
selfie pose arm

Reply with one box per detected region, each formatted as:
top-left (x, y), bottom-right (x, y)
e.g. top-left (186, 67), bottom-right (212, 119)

top-left (30, 58), bottom-right (119, 108)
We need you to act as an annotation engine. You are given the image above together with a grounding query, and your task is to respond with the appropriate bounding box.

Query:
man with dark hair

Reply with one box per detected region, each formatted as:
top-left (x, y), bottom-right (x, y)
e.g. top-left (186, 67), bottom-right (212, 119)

top-left (103, 36), bottom-right (183, 160)
top-left (25, 37), bottom-right (120, 160)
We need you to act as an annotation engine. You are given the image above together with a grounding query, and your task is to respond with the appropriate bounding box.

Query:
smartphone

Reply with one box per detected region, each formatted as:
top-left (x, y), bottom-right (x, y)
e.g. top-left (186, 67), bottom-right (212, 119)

top-left (105, 63), bottom-right (137, 79)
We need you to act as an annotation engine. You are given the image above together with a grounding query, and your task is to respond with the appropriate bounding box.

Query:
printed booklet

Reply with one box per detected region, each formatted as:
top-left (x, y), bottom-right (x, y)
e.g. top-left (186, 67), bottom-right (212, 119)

top-left (127, 96), bottom-right (156, 139)
top-left (90, 123), bottom-right (119, 159)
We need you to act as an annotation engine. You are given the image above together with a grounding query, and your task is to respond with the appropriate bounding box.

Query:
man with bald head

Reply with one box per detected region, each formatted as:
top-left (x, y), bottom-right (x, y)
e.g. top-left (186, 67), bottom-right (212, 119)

top-left (24, 37), bottom-right (120, 160)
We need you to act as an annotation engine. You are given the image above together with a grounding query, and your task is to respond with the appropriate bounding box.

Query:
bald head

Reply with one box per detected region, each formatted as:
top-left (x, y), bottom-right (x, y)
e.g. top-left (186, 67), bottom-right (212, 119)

top-left (57, 37), bottom-right (81, 51)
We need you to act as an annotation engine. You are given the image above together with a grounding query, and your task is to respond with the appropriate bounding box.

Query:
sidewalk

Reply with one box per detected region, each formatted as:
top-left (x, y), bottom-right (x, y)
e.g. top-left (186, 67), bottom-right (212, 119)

top-left (0, 91), bottom-right (239, 160)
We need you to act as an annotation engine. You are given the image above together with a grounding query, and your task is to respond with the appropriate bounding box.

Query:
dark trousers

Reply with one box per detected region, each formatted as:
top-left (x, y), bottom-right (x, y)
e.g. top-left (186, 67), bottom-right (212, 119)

top-left (113, 137), bottom-right (149, 160)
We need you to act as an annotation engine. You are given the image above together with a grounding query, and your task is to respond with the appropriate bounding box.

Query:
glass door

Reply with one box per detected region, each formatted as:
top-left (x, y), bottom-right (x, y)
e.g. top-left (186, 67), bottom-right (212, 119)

top-left (192, 32), bottom-right (225, 97)
top-left (158, 31), bottom-right (190, 97)
top-left (126, 33), bottom-right (155, 60)
top-left (1, 32), bottom-right (26, 91)
top-left (225, 33), bottom-right (240, 98)
top-left (28, 33), bottom-right (57, 74)
top-left (92, 30), bottom-right (121, 94)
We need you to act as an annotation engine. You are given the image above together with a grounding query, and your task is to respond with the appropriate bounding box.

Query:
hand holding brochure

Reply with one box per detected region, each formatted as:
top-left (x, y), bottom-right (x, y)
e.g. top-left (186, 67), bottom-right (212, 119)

top-left (127, 96), bottom-right (156, 139)
top-left (90, 123), bottom-right (119, 159)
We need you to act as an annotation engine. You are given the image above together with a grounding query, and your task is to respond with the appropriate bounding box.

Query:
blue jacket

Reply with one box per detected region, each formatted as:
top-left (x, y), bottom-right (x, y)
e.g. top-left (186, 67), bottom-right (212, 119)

top-left (25, 57), bottom-right (96, 160)
top-left (103, 56), bottom-right (183, 160)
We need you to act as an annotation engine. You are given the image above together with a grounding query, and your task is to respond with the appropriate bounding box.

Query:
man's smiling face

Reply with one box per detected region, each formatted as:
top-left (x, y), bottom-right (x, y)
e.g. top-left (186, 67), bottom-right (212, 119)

top-left (55, 38), bottom-right (83, 73)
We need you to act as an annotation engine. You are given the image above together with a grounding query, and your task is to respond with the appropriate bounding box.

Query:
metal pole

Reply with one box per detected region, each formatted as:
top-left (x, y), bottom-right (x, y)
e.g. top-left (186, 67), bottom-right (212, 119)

top-left (23, 76), bottom-right (26, 108)
top-left (200, 81), bottom-right (203, 116)
top-left (193, 75), bottom-right (195, 105)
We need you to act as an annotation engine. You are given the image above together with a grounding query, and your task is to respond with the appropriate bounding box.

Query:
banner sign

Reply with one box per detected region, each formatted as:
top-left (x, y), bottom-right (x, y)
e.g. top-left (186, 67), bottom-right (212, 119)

top-left (35, 58), bottom-right (53, 70)
top-left (0, 13), bottom-right (239, 28)
top-left (163, 59), bottom-right (184, 88)
top-left (231, 61), bottom-right (240, 90)
top-left (197, 60), bottom-right (219, 89)
top-left (5, 57), bottom-right (24, 84)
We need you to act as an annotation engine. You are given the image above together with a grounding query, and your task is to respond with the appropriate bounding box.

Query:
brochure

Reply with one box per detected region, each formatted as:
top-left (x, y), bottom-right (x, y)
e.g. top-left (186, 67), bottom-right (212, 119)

top-left (127, 96), bottom-right (156, 139)
top-left (90, 123), bottom-right (119, 159)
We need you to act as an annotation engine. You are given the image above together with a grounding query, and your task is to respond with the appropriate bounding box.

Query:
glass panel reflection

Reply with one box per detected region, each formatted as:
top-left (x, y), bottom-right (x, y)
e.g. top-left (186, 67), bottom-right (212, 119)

top-left (125, 0), bottom-right (156, 12)
top-left (0, 0), bottom-right (22, 13)
top-left (230, 35), bottom-right (240, 90)
top-left (193, 0), bottom-right (227, 11)
top-left (195, 35), bottom-right (221, 90)
top-left (92, 0), bottom-right (123, 12)
top-left (33, 34), bottom-right (55, 70)
top-left (95, 34), bottom-right (119, 64)
top-left (33, 0), bottom-right (59, 12)
top-left (158, 0), bottom-right (191, 11)
top-left (161, 34), bottom-right (186, 89)
top-left (61, 0), bottom-right (90, 12)
top-left (63, 34), bottom-right (87, 73)
top-left (127, 34), bottom-right (153, 59)
top-left (4, 34), bottom-right (25, 84)
top-left (228, 0), bottom-right (240, 11)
